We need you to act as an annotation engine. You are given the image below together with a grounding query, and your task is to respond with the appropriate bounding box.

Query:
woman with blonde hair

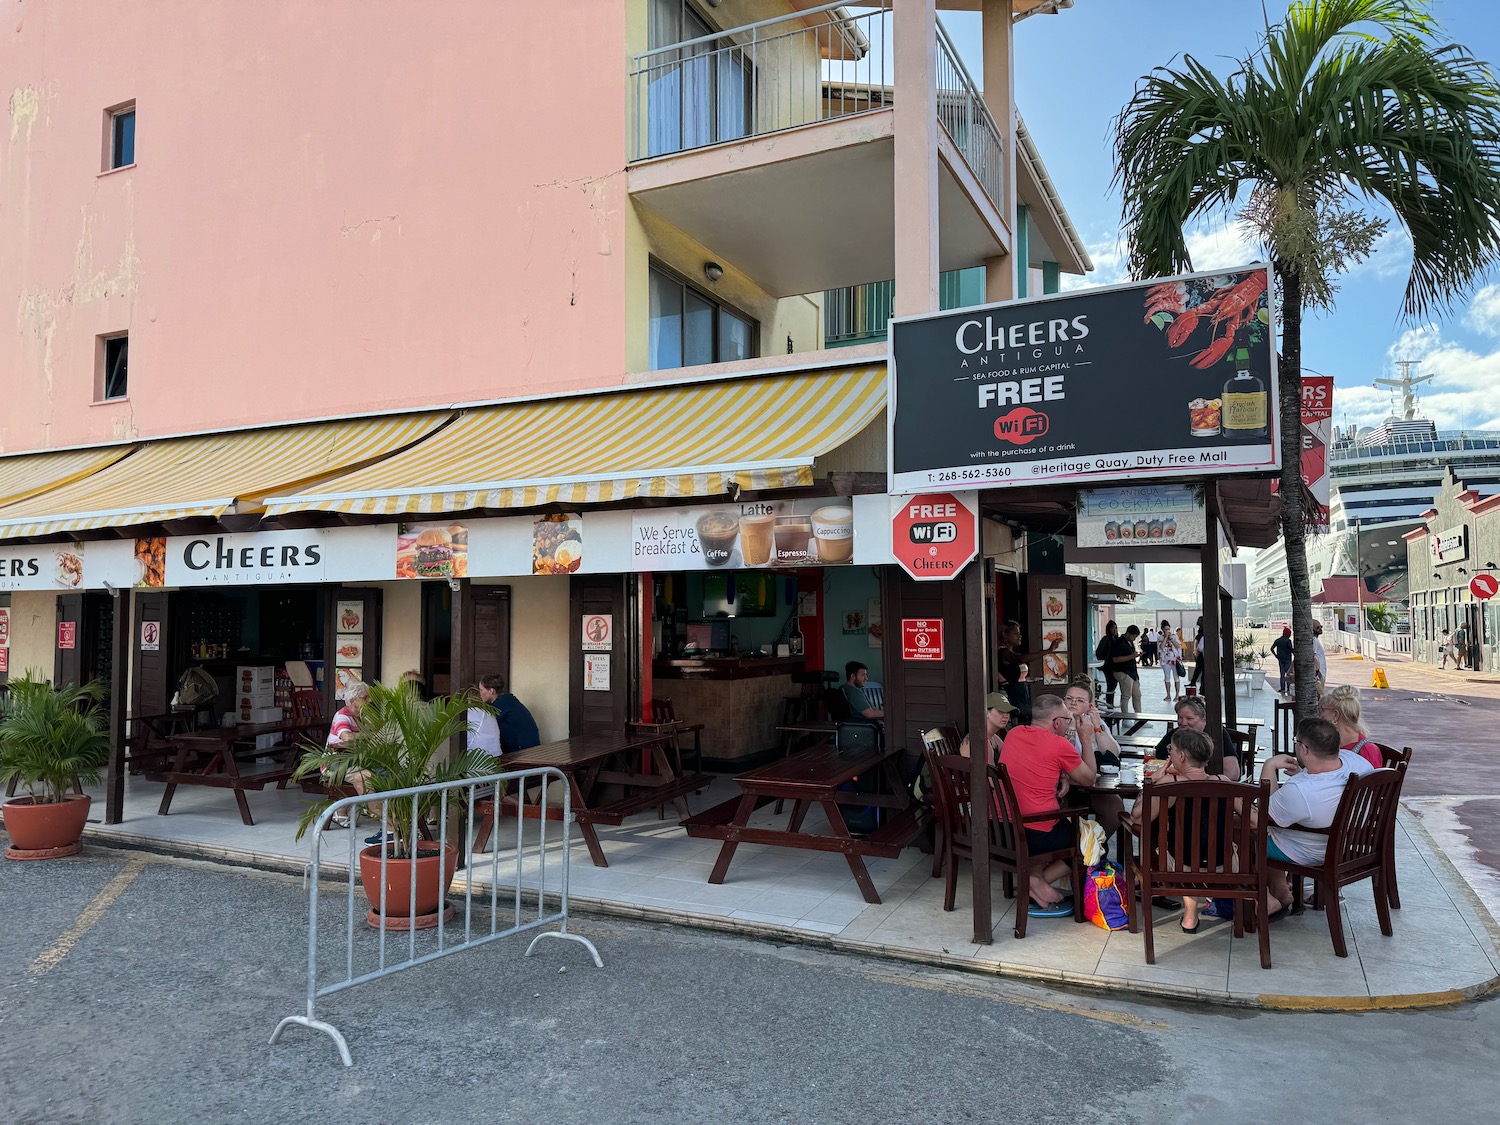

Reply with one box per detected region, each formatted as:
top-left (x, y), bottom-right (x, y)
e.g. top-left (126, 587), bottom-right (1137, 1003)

top-left (1319, 683), bottom-right (1382, 770)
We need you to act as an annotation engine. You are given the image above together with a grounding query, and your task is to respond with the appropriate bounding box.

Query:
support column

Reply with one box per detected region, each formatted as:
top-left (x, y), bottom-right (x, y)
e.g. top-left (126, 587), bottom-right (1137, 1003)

top-left (105, 588), bottom-right (131, 825)
top-left (894, 0), bottom-right (940, 316)
top-left (1199, 494), bottom-right (1224, 746)
top-left (981, 0), bottom-right (1017, 302)
top-left (965, 559), bottom-right (992, 944)
top-left (449, 579), bottom-right (472, 759)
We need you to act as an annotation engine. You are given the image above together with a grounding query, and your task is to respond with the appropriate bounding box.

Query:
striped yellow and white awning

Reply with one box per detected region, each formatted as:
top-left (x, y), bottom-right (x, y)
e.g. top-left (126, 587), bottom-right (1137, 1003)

top-left (0, 413), bottom-right (451, 539)
top-left (0, 444), bottom-right (139, 508)
top-left (264, 364), bottom-right (886, 518)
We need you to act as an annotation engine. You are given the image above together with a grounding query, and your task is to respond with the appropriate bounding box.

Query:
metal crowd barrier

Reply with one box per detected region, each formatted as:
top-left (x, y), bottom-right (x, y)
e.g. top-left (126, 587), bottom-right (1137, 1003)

top-left (270, 767), bottom-right (603, 1066)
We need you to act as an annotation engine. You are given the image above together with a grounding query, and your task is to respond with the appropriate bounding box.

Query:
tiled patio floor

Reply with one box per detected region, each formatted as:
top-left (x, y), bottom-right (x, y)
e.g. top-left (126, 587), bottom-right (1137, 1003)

top-left (68, 742), bottom-right (1500, 1009)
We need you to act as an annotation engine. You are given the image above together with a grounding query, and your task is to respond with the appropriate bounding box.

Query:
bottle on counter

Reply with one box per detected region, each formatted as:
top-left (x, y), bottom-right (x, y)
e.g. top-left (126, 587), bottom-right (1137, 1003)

top-left (788, 617), bottom-right (804, 657)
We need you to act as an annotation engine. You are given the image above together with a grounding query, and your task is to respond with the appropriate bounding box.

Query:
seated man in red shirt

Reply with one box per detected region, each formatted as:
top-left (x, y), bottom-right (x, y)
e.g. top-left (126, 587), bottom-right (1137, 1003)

top-left (998, 693), bottom-right (1097, 909)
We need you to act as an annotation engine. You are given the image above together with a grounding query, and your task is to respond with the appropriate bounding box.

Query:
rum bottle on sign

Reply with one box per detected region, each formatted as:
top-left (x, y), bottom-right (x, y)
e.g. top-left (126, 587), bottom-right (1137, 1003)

top-left (1221, 347), bottom-right (1268, 438)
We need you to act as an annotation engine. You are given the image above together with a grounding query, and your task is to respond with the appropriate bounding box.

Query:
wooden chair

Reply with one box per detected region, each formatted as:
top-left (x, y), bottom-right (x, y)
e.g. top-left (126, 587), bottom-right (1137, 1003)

top-left (1128, 779), bottom-right (1273, 969)
top-left (924, 752), bottom-right (1087, 938)
top-left (920, 726), bottom-right (960, 877)
top-left (1373, 743), bottom-right (1413, 909)
top-left (1267, 765), bottom-right (1404, 958)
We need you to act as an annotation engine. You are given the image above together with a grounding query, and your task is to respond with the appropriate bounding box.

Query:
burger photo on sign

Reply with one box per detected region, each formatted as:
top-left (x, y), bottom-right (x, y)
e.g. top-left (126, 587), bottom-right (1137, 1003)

top-left (447, 525), bottom-right (469, 578)
top-left (414, 528), bottom-right (455, 578)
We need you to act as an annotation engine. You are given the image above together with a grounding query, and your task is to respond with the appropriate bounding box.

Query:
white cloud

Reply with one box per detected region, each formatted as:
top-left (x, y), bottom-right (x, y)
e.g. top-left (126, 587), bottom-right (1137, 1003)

top-left (1464, 284), bottom-right (1500, 337)
top-left (1345, 225), bottom-right (1413, 282)
top-left (1183, 220), bottom-right (1261, 271)
top-left (1061, 233), bottom-right (1130, 291)
top-left (1060, 217), bottom-right (1262, 293)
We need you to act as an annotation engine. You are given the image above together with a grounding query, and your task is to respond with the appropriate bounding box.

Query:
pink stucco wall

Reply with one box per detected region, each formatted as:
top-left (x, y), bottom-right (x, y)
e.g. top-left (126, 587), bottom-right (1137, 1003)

top-left (0, 0), bottom-right (630, 453)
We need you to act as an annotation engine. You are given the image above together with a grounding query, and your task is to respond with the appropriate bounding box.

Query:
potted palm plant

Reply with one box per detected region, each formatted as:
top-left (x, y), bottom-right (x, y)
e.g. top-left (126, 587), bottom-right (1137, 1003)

top-left (293, 681), bottom-right (493, 929)
top-left (0, 672), bottom-right (112, 860)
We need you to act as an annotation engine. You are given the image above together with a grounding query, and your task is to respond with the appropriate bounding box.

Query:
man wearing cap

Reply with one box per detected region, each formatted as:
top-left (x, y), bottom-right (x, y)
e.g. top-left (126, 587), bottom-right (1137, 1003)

top-left (958, 692), bottom-right (1015, 761)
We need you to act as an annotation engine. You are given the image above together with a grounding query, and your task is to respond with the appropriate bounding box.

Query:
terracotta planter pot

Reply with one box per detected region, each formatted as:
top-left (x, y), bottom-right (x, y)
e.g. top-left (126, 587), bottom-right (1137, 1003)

top-left (3, 793), bottom-right (91, 859)
top-left (358, 841), bottom-right (459, 922)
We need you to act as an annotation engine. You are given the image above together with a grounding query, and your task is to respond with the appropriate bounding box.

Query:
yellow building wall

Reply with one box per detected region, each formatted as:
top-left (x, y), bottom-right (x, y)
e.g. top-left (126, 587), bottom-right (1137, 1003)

top-left (476, 576), bottom-right (571, 744)
top-left (375, 582), bottom-right (423, 688)
top-left (6, 591), bottom-right (57, 682)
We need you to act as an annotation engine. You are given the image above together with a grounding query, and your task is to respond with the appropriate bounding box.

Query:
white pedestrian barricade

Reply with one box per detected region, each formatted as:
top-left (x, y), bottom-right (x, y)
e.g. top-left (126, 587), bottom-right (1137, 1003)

top-left (270, 767), bottom-right (602, 1066)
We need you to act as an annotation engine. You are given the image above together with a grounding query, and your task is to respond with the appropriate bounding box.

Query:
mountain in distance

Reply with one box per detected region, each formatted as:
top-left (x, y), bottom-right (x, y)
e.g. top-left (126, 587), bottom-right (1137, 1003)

top-left (1136, 589), bottom-right (1194, 610)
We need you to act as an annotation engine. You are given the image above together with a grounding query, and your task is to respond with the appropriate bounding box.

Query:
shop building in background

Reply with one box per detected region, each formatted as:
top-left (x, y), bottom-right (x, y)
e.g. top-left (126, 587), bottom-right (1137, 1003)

top-left (0, 2), bottom-right (1093, 832)
top-left (1405, 469), bottom-right (1500, 672)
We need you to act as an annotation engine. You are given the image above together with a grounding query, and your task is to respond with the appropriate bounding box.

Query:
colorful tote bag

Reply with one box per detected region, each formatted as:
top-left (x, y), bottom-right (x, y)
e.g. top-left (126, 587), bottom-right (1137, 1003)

top-left (1083, 862), bottom-right (1130, 931)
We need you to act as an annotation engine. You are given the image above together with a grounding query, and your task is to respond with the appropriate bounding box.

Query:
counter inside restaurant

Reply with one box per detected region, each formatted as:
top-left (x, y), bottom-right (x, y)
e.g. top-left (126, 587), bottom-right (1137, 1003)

top-left (651, 657), bottom-right (805, 766)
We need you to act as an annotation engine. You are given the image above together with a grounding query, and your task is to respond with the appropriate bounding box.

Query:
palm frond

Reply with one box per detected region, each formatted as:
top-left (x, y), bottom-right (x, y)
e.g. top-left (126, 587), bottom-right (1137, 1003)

top-left (0, 671), bottom-right (111, 804)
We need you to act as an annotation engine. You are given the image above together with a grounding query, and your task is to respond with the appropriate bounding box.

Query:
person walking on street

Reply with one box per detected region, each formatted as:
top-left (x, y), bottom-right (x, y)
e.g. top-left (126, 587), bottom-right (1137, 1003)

top-left (1110, 624), bottom-right (1143, 715)
top-left (1452, 622), bottom-right (1469, 670)
top-left (1312, 621), bottom-right (1328, 695)
top-left (1439, 628), bottom-right (1453, 669)
top-left (1188, 616), bottom-right (1206, 688)
top-left (1095, 621), bottom-right (1120, 710)
top-left (1271, 627), bottom-right (1294, 694)
top-left (1158, 619), bottom-right (1184, 702)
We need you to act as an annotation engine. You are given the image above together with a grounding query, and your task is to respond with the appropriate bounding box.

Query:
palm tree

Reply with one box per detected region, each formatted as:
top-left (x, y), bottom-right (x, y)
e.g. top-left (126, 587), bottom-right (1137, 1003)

top-left (1114, 0), bottom-right (1500, 718)
top-left (293, 681), bottom-right (494, 857)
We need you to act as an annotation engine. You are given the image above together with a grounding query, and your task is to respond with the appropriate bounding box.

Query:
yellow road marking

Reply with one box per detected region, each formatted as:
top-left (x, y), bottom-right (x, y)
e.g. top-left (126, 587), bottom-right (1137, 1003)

top-left (28, 855), bottom-right (148, 977)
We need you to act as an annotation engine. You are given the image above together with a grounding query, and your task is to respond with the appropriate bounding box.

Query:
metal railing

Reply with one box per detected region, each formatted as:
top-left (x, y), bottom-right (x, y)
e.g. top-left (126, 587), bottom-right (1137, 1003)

top-left (825, 279), bottom-right (895, 344)
top-left (630, 1), bottom-right (891, 162)
top-left (269, 767), bottom-right (603, 1067)
top-left (934, 20), bottom-right (1003, 209)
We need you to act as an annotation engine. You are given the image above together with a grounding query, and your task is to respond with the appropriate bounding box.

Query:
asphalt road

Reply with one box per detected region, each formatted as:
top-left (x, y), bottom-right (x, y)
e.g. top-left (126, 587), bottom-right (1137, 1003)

top-left (2, 849), bottom-right (1498, 1124)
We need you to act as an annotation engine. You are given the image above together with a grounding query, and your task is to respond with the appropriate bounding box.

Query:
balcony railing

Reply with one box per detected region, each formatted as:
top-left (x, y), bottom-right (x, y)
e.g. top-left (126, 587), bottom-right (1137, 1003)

top-left (825, 270), bottom-right (984, 346)
top-left (630, 1), bottom-right (891, 163)
top-left (629, 3), bottom-right (1003, 212)
top-left (934, 21), bottom-right (1003, 209)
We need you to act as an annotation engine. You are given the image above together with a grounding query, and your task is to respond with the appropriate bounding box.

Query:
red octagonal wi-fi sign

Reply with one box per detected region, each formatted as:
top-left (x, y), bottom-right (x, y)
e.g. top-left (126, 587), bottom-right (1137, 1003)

top-left (890, 491), bottom-right (978, 582)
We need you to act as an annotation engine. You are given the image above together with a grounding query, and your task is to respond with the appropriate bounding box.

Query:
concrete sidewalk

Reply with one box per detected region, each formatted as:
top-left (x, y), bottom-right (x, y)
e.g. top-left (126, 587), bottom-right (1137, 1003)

top-left (58, 703), bottom-right (1500, 1012)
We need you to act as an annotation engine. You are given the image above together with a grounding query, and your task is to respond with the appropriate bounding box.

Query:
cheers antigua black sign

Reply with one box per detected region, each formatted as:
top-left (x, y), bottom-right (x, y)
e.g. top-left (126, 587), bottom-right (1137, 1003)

top-left (888, 266), bottom-right (1279, 493)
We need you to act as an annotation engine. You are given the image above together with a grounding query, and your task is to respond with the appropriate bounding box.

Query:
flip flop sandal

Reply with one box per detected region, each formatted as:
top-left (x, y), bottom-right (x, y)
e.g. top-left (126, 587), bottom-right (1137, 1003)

top-left (1028, 896), bottom-right (1075, 918)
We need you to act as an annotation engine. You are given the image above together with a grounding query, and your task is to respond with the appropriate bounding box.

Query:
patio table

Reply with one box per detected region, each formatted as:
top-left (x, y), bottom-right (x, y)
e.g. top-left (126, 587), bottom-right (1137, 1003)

top-left (148, 719), bottom-right (319, 826)
top-left (476, 730), bottom-right (713, 867)
top-left (684, 741), bottom-right (926, 904)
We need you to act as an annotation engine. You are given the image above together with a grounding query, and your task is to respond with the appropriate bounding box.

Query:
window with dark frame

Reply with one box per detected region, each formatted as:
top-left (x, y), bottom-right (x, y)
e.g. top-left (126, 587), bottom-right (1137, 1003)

top-left (102, 335), bottom-right (128, 399)
top-left (110, 107), bottom-right (135, 169)
top-left (648, 265), bottom-right (756, 371)
top-left (645, 0), bottom-right (753, 157)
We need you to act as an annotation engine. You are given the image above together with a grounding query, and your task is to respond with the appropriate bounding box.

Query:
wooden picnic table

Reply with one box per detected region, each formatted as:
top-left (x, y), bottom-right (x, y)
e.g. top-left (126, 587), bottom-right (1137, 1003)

top-left (684, 741), bottom-right (926, 904)
top-left (480, 730), bottom-right (713, 868)
top-left (147, 719), bottom-right (319, 826)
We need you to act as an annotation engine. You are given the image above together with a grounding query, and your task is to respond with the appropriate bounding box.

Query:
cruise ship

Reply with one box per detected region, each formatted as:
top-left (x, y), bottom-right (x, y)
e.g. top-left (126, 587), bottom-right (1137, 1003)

top-left (1250, 366), bottom-right (1500, 622)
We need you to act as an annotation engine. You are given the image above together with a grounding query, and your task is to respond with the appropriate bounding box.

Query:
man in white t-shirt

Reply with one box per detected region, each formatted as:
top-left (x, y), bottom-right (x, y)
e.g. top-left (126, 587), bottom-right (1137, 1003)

top-left (1255, 717), bottom-right (1358, 916)
top-left (467, 696), bottom-right (503, 758)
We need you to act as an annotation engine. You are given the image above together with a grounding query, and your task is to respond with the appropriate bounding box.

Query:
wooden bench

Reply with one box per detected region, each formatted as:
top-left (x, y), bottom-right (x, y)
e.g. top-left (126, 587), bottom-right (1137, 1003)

top-left (579, 772), bottom-right (715, 826)
top-left (685, 798), bottom-right (927, 860)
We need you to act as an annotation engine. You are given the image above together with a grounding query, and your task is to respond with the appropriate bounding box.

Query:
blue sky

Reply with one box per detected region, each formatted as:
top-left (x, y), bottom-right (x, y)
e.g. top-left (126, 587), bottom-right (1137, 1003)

top-left (945, 0), bottom-right (1500, 436)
